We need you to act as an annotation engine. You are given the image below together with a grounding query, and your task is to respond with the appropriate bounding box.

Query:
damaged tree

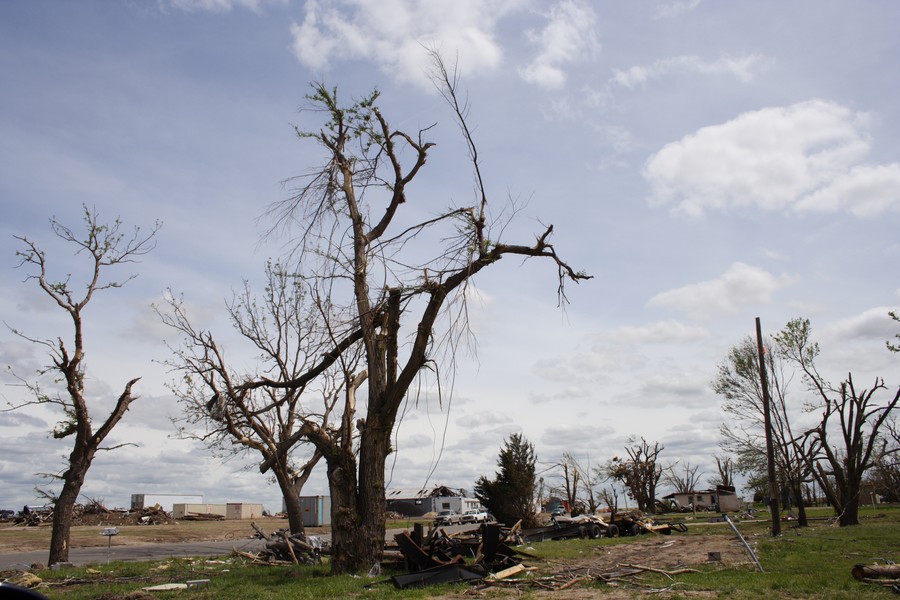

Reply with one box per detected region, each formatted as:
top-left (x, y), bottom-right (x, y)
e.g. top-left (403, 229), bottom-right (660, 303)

top-left (5, 207), bottom-right (159, 565)
top-left (713, 332), bottom-right (816, 527)
top-left (777, 318), bottom-right (900, 527)
top-left (607, 437), bottom-right (664, 513)
top-left (157, 261), bottom-right (344, 536)
top-left (235, 58), bottom-right (588, 573)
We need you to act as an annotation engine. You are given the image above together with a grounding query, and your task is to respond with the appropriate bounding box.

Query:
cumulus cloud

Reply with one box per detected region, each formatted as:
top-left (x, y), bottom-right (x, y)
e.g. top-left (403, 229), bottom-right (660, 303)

top-left (611, 54), bottom-right (766, 89)
top-left (603, 320), bottom-right (711, 344)
top-left (647, 262), bottom-right (795, 318)
top-left (644, 99), bottom-right (900, 218)
top-left (821, 307), bottom-right (899, 341)
top-left (518, 0), bottom-right (600, 89)
top-left (289, 0), bottom-right (517, 88)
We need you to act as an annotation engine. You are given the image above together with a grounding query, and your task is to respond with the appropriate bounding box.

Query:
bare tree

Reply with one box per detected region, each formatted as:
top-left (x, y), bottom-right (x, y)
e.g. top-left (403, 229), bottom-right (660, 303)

top-left (156, 261), bottom-right (351, 535)
top-left (5, 206), bottom-right (159, 565)
top-left (230, 60), bottom-right (588, 573)
top-left (709, 455), bottom-right (735, 488)
top-left (606, 437), bottom-right (664, 513)
top-left (554, 454), bottom-right (581, 515)
top-left (777, 318), bottom-right (900, 526)
top-left (866, 421), bottom-right (900, 502)
top-left (664, 461), bottom-right (704, 495)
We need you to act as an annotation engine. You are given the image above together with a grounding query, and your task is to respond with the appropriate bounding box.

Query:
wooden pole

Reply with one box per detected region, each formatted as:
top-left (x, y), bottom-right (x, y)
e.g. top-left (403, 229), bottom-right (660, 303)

top-left (756, 317), bottom-right (781, 536)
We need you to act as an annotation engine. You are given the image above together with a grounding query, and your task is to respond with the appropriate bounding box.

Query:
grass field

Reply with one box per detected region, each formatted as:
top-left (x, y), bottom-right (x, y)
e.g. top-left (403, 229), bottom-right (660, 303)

top-left (3, 506), bottom-right (900, 598)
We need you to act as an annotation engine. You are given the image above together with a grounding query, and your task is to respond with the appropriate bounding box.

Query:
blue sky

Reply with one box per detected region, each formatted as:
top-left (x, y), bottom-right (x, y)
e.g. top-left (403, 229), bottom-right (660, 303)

top-left (1, 0), bottom-right (898, 512)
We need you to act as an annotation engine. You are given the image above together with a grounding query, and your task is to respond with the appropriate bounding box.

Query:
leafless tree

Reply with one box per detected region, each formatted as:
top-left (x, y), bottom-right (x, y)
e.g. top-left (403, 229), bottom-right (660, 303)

top-left (156, 261), bottom-right (352, 535)
top-left (554, 454), bottom-right (581, 515)
top-left (664, 461), bottom-right (704, 495)
top-left (550, 453), bottom-right (603, 515)
top-left (231, 58), bottom-right (588, 573)
top-left (713, 332), bottom-right (817, 526)
top-left (606, 437), bottom-right (664, 513)
top-left (5, 206), bottom-right (159, 565)
top-left (777, 318), bottom-right (900, 526)
top-left (709, 455), bottom-right (735, 488)
top-left (866, 421), bottom-right (900, 502)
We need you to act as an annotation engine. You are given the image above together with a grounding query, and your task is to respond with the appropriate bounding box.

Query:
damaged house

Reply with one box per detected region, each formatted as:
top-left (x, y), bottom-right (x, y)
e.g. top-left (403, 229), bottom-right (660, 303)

top-left (386, 486), bottom-right (481, 517)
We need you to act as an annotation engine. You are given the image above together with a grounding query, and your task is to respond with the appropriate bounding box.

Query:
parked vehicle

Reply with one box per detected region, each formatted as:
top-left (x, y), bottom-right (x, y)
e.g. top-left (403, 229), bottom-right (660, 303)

top-left (460, 509), bottom-right (490, 524)
top-left (433, 510), bottom-right (461, 526)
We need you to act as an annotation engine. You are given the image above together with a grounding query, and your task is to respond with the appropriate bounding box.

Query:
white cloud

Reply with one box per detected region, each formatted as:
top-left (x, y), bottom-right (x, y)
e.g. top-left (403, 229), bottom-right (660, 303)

top-left (603, 320), bottom-right (711, 344)
top-left (648, 263), bottom-right (796, 318)
top-left (821, 306), bottom-right (898, 341)
top-left (644, 100), bottom-right (900, 218)
top-left (611, 54), bottom-right (767, 89)
top-left (518, 0), bottom-right (600, 90)
top-left (290, 0), bottom-right (518, 87)
top-left (794, 163), bottom-right (900, 217)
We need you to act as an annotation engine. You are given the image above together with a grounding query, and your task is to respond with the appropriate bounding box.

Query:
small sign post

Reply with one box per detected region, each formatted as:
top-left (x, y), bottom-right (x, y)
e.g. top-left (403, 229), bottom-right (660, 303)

top-left (100, 527), bottom-right (119, 564)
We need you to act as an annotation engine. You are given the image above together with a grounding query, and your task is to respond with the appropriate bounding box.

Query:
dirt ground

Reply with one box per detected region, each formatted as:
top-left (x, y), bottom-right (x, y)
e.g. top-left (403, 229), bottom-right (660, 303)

top-left (459, 534), bottom-right (752, 599)
top-left (1, 520), bottom-right (753, 598)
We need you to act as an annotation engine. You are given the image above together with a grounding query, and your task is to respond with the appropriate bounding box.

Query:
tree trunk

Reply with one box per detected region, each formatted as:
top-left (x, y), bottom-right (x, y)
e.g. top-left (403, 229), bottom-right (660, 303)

top-left (791, 481), bottom-right (808, 527)
top-left (355, 424), bottom-right (389, 571)
top-left (48, 451), bottom-right (93, 565)
top-left (275, 469), bottom-right (306, 537)
top-left (327, 451), bottom-right (367, 574)
top-left (839, 491), bottom-right (860, 526)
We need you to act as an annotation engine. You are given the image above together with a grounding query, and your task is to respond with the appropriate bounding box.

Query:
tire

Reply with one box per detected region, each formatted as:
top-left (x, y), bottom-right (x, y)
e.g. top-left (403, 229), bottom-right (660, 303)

top-left (606, 524), bottom-right (619, 538)
top-left (589, 524), bottom-right (602, 539)
top-left (630, 523), bottom-right (642, 536)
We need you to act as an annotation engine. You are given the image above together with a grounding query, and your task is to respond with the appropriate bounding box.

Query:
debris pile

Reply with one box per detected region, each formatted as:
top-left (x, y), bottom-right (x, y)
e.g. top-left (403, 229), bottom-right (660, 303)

top-left (232, 522), bottom-right (325, 566)
top-left (390, 522), bottom-right (531, 589)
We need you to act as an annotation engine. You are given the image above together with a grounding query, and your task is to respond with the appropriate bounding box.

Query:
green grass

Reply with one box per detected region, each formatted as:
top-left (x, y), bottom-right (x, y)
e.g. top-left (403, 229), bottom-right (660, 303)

top-left (21, 506), bottom-right (900, 599)
top-left (638, 506), bottom-right (900, 599)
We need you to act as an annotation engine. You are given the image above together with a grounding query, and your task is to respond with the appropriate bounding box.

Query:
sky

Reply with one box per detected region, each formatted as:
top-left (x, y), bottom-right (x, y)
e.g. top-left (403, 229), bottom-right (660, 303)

top-left (1, 0), bottom-right (898, 514)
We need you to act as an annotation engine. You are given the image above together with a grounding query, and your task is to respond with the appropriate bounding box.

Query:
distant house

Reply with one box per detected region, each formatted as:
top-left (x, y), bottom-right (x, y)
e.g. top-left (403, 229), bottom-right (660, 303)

top-left (386, 486), bottom-right (481, 517)
top-left (662, 486), bottom-right (740, 512)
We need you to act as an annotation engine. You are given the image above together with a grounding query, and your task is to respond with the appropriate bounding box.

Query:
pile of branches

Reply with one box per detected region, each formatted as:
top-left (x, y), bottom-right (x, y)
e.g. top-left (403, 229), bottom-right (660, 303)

top-left (233, 522), bottom-right (326, 566)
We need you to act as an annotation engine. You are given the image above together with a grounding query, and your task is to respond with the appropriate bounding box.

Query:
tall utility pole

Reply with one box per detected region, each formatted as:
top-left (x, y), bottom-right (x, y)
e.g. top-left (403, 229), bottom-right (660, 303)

top-left (755, 317), bottom-right (781, 536)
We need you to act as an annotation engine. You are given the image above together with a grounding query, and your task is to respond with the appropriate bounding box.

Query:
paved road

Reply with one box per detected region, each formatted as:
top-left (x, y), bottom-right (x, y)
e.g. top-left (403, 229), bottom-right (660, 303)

top-left (0, 524), bottom-right (479, 571)
top-left (0, 537), bottom-right (267, 570)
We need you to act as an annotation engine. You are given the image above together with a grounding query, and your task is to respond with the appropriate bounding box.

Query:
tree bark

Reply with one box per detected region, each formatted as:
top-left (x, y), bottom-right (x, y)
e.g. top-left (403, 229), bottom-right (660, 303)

top-left (275, 469), bottom-right (306, 537)
top-left (48, 450), bottom-right (93, 564)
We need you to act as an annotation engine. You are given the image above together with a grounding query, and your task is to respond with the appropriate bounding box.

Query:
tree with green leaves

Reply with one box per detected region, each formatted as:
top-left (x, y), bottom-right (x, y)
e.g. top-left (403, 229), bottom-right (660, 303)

top-left (888, 310), bottom-right (900, 352)
top-left (5, 206), bottom-right (160, 565)
top-left (475, 433), bottom-right (539, 528)
top-left (713, 332), bottom-right (816, 526)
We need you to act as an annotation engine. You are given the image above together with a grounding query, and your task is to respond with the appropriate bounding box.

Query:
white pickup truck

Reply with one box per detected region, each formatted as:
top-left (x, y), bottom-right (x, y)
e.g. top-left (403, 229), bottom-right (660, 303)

top-left (460, 509), bottom-right (491, 524)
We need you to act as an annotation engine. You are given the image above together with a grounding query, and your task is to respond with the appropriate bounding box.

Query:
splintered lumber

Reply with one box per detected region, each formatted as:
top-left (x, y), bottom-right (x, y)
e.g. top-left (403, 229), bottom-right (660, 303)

top-left (488, 564), bottom-right (527, 580)
top-left (852, 564), bottom-right (900, 581)
top-left (251, 521), bottom-right (271, 541)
